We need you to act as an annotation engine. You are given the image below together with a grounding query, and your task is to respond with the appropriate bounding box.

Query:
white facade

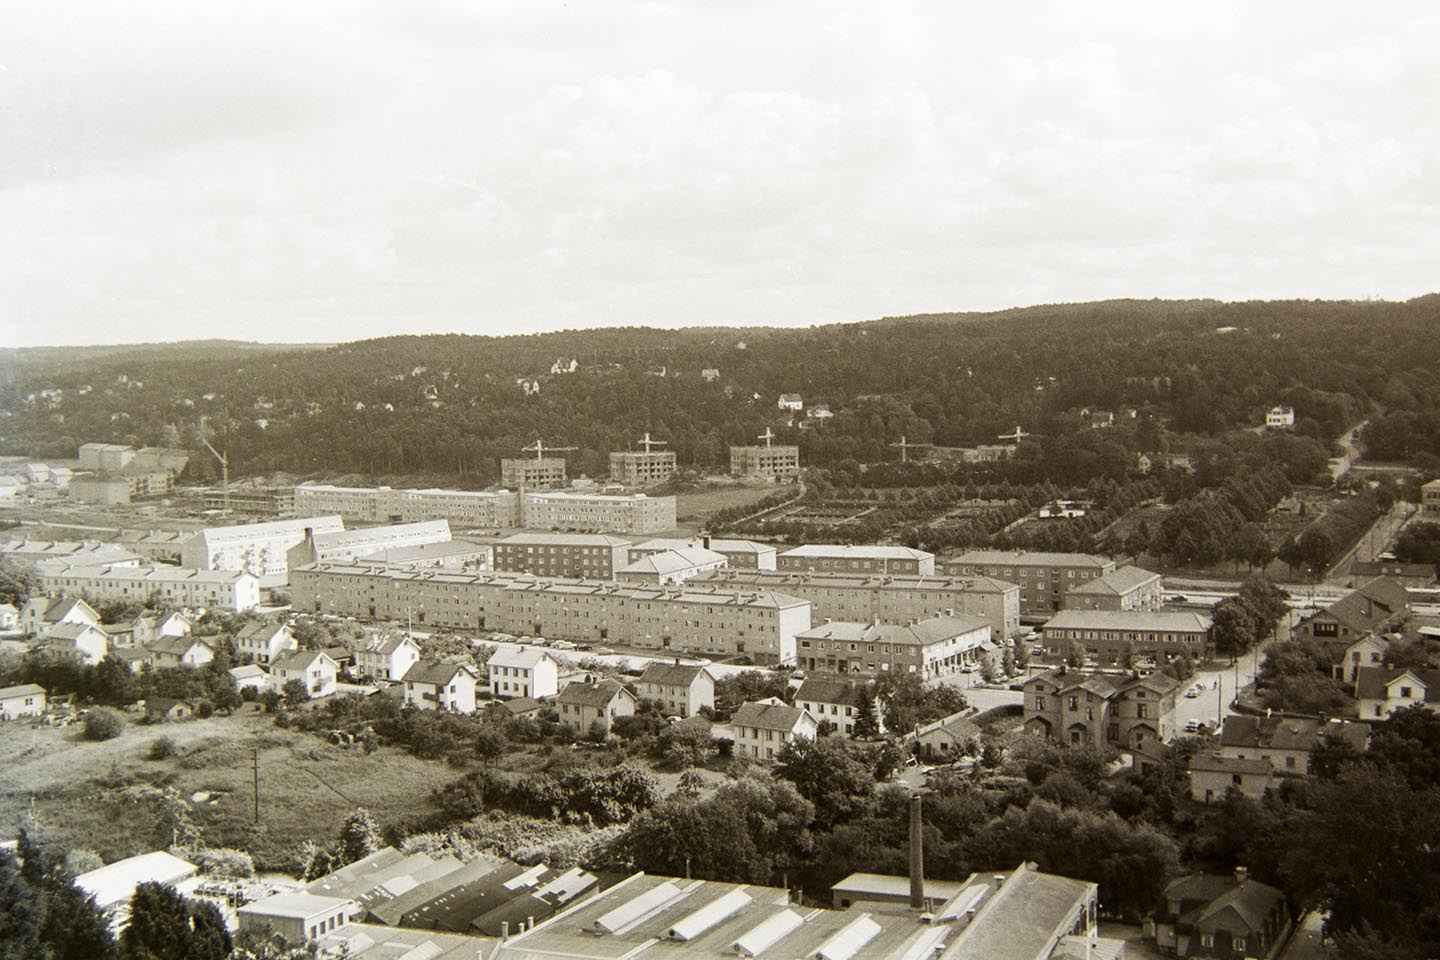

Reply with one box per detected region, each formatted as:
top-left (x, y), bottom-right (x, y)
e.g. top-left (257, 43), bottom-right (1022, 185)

top-left (1266, 406), bottom-right (1296, 428)
top-left (37, 563), bottom-right (261, 613)
top-left (0, 683), bottom-right (46, 719)
top-left (271, 651), bottom-right (338, 698)
top-left (487, 647), bottom-right (560, 699)
top-left (402, 661), bottom-right (478, 714)
top-left (179, 516), bottom-right (344, 587)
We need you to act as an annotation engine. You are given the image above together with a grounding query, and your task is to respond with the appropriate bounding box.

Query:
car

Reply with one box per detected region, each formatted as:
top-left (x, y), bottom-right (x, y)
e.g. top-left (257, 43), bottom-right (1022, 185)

top-left (960, 663), bottom-right (978, 673)
top-left (1185, 686), bottom-right (1201, 698)
top-left (1184, 718), bottom-right (1203, 733)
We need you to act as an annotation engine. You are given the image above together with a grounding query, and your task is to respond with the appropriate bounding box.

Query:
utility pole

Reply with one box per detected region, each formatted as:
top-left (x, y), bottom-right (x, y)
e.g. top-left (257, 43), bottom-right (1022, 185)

top-left (252, 747), bottom-right (260, 824)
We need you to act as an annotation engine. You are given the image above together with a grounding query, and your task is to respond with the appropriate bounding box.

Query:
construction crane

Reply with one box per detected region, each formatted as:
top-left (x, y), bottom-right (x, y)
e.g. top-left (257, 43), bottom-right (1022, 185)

top-left (996, 425), bottom-right (1031, 443)
top-left (756, 427), bottom-right (777, 448)
top-left (889, 435), bottom-right (933, 464)
top-left (633, 432), bottom-right (668, 453)
top-left (521, 439), bottom-right (578, 460)
top-left (198, 416), bottom-right (229, 516)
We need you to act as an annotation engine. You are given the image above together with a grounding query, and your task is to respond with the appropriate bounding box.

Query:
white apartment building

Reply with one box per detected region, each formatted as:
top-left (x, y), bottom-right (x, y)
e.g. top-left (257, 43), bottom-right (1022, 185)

top-left (179, 516), bottom-right (344, 587)
top-left (520, 491), bottom-right (677, 536)
top-left (36, 562), bottom-right (261, 613)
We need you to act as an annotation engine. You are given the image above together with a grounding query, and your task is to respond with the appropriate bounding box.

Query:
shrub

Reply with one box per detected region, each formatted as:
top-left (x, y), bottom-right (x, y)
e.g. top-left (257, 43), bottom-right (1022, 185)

top-left (147, 736), bottom-right (177, 760)
top-left (83, 709), bottom-right (125, 741)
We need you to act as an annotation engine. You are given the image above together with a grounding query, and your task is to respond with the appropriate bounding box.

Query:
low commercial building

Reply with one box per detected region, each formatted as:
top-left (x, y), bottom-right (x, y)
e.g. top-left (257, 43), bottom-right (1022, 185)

top-left (487, 647), bottom-right (560, 699)
top-left (238, 892), bottom-right (359, 944)
top-left (1062, 565), bottom-right (1164, 612)
top-left (555, 677), bottom-right (636, 735)
top-left (0, 683), bottom-right (46, 720)
top-left (521, 491), bottom-right (677, 536)
top-left (729, 444), bottom-right (800, 480)
top-left (694, 569), bottom-right (1021, 640)
top-left (35, 563), bottom-right (261, 613)
top-left (352, 539), bottom-right (491, 572)
top-left (794, 614), bottom-right (992, 678)
top-left (629, 537), bottom-right (777, 570)
top-left (609, 449), bottom-right (678, 486)
top-left (291, 565), bottom-right (811, 665)
top-left (402, 660), bottom-right (478, 714)
top-left (731, 698), bottom-right (818, 760)
top-left (179, 515), bottom-right (345, 587)
top-left (1040, 609), bottom-right (1214, 663)
top-left (492, 533), bottom-right (632, 579)
top-left (286, 520), bottom-right (453, 567)
top-left (616, 546), bottom-right (728, 586)
top-left (779, 545), bottom-right (935, 577)
top-left (74, 851), bottom-right (198, 928)
top-left (636, 661), bottom-right (715, 717)
top-left (942, 550), bottom-right (1116, 615)
top-left (1023, 668), bottom-right (1181, 759)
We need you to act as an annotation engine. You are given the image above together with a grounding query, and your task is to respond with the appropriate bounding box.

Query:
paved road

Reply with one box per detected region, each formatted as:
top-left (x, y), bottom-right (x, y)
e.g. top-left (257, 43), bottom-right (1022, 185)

top-left (1325, 500), bottom-right (1415, 585)
top-left (1328, 421), bottom-right (1366, 483)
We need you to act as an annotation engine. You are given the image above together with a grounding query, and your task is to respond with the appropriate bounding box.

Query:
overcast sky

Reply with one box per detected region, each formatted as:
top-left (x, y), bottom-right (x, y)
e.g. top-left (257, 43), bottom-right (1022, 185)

top-left (2, 2), bottom-right (1437, 347)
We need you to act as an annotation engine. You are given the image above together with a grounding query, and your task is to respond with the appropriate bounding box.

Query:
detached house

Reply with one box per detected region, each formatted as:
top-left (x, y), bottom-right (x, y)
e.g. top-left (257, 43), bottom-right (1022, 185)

top-left (1355, 666), bottom-right (1440, 720)
top-left (41, 622), bottom-right (110, 665)
top-left (270, 650), bottom-right (338, 698)
top-left (1190, 715), bottom-right (1371, 802)
top-left (636, 661), bottom-right (715, 717)
top-left (487, 647), bottom-right (560, 700)
top-left (1293, 576), bottom-right (1409, 649)
top-left (555, 678), bottom-right (636, 736)
top-left (1154, 869), bottom-right (1290, 960)
top-left (1023, 668), bottom-right (1180, 764)
top-left (235, 621), bottom-right (298, 665)
top-left (20, 596), bottom-right (101, 637)
top-left (794, 677), bottom-right (882, 738)
top-left (1332, 634), bottom-right (1388, 683)
top-left (132, 611), bottom-right (193, 648)
top-left (0, 683), bottom-right (46, 720)
top-left (353, 633), bottom-right (422, 682)
top-left (912, 712), bottom-right (981, 761)
top-left (148, 636), bottom-right (215, 670)
top-left (731, 697), bottom-right (819, 760)
top-left (402, 660), bottom-right (478, 714)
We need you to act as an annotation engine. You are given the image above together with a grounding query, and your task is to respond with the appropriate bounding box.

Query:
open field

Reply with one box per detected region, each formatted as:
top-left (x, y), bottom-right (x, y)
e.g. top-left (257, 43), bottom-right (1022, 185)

top-left (672, 483), bottom-right (783, 533)
top-left (0, 707), bottom-right (458, 870)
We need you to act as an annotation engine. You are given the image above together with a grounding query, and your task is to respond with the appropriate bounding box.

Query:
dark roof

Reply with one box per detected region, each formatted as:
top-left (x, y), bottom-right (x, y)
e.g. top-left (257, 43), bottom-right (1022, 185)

top-left (1189, 752), bottom-right (1273, 775)
top-left (402, 659), bottom-right (475, 686)
top-left (637, 662), bottom-right (709, 687)
top-left (1220, 715), bottom-right (1320, 751)
top-left (148, 636), bottom-right (210, 656)
top-left (147, 696), bottom-right (193, 713)
top-left (1184, 879), bottom-right (1287, 935)
top-left (1354, 666), bottom-right (1440, 702)
top-left (236, 620), bottom-right (286, 640)
top-left (44, 597), bottom-right (93, 624)
top-left (501, 696), bottom-right (543, 716)
top-left (732, 699), bottom-right (808, 732)
top-left (397, 861), bottom-right (534, 932)
top-left (556, 678), bottom-right (632, 708)
top-left (794, 676), bottom-right (865, 707)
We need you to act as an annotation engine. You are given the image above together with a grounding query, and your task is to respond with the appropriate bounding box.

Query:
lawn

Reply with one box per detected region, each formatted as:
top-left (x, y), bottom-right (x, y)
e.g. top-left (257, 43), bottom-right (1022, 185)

top-left (0, 707), bottom-right (459, 871)
top-left (672, 483), bottom-right (782, 534)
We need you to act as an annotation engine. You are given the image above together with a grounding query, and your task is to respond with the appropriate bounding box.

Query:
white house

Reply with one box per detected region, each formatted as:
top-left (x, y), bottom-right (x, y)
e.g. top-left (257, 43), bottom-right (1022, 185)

top-left (487, 647), bottom-right (559, 700)
top-left (0, 683), bottom-right (46, 720)
top-left (41, 622), bottom-right (109, 665)
top-left (636, 662), bottom-right (715, 717)
top-left (20, 596), bottom-right (101, 637)
top-left (1265, 406), bottom-right (1295, 429)
top-left (731, 697), bottom-right (819, 761)
top-left (228, 663), bottom-right (269, 693)
top-left (794, 677), bottom-right (883, 738)
top-left (1355, 666), bottom-right (1440, 720)
top-left (353, 633), bottom-right (421, 682)
top-left (270, 650), bottom-right (338, 698)
top-left (0, 603), bottom-right (19, 631)
top-left (555, 678), bottom-right (636, 736)
top-left (777, 394), bottom-right (804, 412)
top-left (1333, 634), bottom-right (1388, 684)
top-left (235, 621), bottom-right (298, 665)
top-left (148, 636), bottom-right (215, 670)
top-left (402, 659), bottom-right (478, 714)
top-left (132, 611), bottom-right (193, 648)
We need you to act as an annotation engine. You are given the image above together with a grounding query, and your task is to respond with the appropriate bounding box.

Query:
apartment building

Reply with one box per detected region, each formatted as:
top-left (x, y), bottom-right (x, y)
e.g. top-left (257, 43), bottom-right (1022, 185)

top-left (609, 450), bottom-right (677, 486)
top-left (492, 532), bottom-right (631, 579)
top-left (943, 550), bottom-right (1116, 615)
top-left (628, 536), bottom-right (777, 570)
top-left (1041, 609), bottom-right (1214, 663)
top-left (179, 515), bottom-right (345, 587)
top-left (292, 483), bottom-right (522, 528)
top-left (1063, 565), bottom-right (1164, 612)
top-left (521, 491), bottom-right (677, 536)
top-left (290, 564), bottom-right (811, 664)
top-left (1424, 479), bottom-right (1440, 517)
top-left (235, 621), bottom-right (298, 664)
top-left (778, 544), bottom-right (935, 577)
top-left (286, 520), bottom-right (452, 568)
top-left (729, 444), bottom-right (800, 480)
top-left (1023, 668), bottom-right (1180, 758)
top-left (203, 483), bottom-right (296, 518)
top-left (35, 562), bottom-right (261, 613)
top-left (794, 614), bottom-right (992, 678)
top-left (693, 569), bottom-right (1021, 640)
top-left (500, 457), bottom-right (567, 490)
top-left (487, 647), bottom-right (560, 699)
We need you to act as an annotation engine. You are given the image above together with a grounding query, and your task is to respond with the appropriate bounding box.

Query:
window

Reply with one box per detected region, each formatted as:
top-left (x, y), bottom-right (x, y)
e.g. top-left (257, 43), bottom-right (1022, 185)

top-left (1401, 686), bottom-right (1414, 698)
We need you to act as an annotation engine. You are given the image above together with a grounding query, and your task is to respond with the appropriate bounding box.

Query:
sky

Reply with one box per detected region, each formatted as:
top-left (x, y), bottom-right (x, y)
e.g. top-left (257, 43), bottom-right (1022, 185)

top-left (1, 1), bottom-right (1437, 347)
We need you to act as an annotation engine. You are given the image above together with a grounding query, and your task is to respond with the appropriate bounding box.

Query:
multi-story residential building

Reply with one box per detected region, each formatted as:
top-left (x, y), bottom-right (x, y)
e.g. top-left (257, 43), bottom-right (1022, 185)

top-left (1293, 576), bottom-right (1409, 648)
top-left (1189, 715), bottom-right (1371, 802)
top-left (70, 477), bottom-right (136, 505)
top-left (179, 516), bottom-right (345, 587)
top-left (943, 550), bottom-right (1116, 615)
top-left (729, 444), bottom-right (800, 480)
top-left (487, 647), bottom-right (560, 699)
top-left (609, 450), bottom-right (677, 486)
top-left (204, 483), bottom-right (296, 518)
top-left (270, 650), bottom-right (338, 698)
top-left (520, 491), bottom-right (676, 536)
top-left (1023, 668), bottom-right (1180, 759)
top-left (635, 662), bottom-right (715, 717)
top-left (794, 614), bottom-right (992, 678)
top-left (1154, 869), bottom-right (1290, 960)
top-left (235, 621), bottom-right (297, 664)
top-left (2, 538), bottom-right (140, 569)
top-left (352, 633), bottom-right (421, 681)
top-left (778, 545), bottom-right (935, 577)
top-left (500, 457), bottom-right (567, 490)
top-left (628, 537), bottom-right (777, 570)
top-left (34, 563), bottom-right (261, 613)
top-left (351, 539), bottom-right (491, 572)
top-left (1062, 565), bottom-right (1164, 612)
top-left (1424, 478), bottom-right (1440, 517)
top-left (693, 569), bottom-right (1020, 640)
top-left (492, 533), bottom-right (632, 579)
top-left (616, 546), bottom-right (727, 586)
top-left (1040, 609), bottom-right (1214, 663)
top-left (286, 520), bottom-right (452, 568)
top-left (1355, 665), bottom-right (1440, 720)
top-left (1332, 634), bottom-right (1388, 683)
top-left (112, 530), bottom-right (188, 563)
top-left (402, 660), bottom-right (478, 714)
top-left (556, 678), bottom-right (636, 736)
top-left (290, 565), bottom-right (811, 665)
top-left (732, 697), bottom-right (818, 760)
top-left (794, 677), bottom-right (882, 738)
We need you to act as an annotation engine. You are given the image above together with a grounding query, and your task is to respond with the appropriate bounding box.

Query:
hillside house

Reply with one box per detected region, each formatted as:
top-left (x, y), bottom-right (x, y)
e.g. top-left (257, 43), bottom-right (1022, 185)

top-left (146, 697), bottom-right (195, 721)
top-left (235, 621), bottom-right (298, 664)
top-left (270, 650), bottom-right (338, 698)
top-left (19, 596), bottom-right (101, 637)
top-left (635, 661), bottom-right (715, 717)
top-left (0, 683), bottom-right (46, 720)
top-left (555, 678), bottom-right (635, 736)
top-left (41, 622), bottom-right (109, 665)
top-left (0, 602), bottom-right (17, 631)
top-left (487, 647), bottom-right (559, 700)
top-left (353, 633), bottom-right (422, 682)
top-left (131, 611), bottom-right (193, 648)
top-left (228, 664), bottom-right (268, 693)
top-left (1355, 666), bottom-right (1440, 720)
top-left (794, 677), bottom-right (882, 738)
top-left (402, 660), bottom-right (478, 714)
top-left (147, 636), bottom-right (215, 669)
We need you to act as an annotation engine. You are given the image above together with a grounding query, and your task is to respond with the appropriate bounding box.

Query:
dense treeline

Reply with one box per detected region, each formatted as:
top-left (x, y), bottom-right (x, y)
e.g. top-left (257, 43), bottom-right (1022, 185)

top-left (4, 297), bottom-right (1438, 482)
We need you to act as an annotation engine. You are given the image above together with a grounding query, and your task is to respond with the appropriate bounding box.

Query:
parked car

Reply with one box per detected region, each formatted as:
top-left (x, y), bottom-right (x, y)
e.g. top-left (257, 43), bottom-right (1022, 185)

top-left (1184, 718), bottom-right (1203, 733)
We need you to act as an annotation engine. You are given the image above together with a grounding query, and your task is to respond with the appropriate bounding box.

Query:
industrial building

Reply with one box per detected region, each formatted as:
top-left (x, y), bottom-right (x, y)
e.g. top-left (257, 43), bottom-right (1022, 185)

top-left (286, 520), bottom-right (453, 567)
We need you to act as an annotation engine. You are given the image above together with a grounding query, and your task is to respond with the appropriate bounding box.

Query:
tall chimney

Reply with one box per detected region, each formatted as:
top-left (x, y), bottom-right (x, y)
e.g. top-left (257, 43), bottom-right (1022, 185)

top-left (909, 793), bottom-right (925, 910)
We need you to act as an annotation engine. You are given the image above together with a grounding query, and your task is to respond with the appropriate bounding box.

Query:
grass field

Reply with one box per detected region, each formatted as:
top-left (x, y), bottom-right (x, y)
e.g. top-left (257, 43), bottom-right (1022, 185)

top-left (0, 707), bottom-right (459, 870)
top-left (672, 483), bottom-right (781, 534)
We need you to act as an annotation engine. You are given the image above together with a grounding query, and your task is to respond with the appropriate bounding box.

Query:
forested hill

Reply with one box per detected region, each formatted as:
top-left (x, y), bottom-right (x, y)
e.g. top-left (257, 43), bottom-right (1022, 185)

top-left (3, 296), bottom-right (1438, 484)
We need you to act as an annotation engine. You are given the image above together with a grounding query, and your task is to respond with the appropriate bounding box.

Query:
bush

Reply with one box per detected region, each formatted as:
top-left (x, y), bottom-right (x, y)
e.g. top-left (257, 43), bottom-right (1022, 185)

top-left (147, 736), bottom-right (177, 760)
top-left (83, 709), bottom-right (125, 741)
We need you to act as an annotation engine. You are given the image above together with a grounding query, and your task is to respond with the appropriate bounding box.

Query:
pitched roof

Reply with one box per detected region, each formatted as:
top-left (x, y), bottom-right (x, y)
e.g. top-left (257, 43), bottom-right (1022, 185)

top-left (637, 662), bottom-right (710, 687)
top-left (42, 622), bottom-right (103, 640)
top-left (229, 664), bottom-right (267, 680)
top-left (1189, 752), bottom-right (1273, 775)
top-left (556, 678), bottom-right (632, 708)
top-left (501, 696), bottom-right (543, 715)
top-left (236, 620), bottom-right (288, 641)
top-left (948, 549), bottom-right (1113, 568)
top-left (1068, 565), bottom-right (1162, 596)
top-left (1354, 665), bottom-right (1440, 702)
top-left (43, 597), bottom-right (96, 624)
top-left (618, 547), bottom-right (727, 577)
top-left (488, 646), bottom-right (555, 670)
top-left (794, 677), bottom-right (865, 707)
top-left (0, 683), bottom-right (45, 700)
top-left (913, 712), bottom-right (981, 743)
top-left (272, 649), bottom-right (335, 673)
top-left (403, 659), bottom-right (476, 686)
top-left (1173, 876), bottom-right (1286, 935)
top-left (148, 636), bottom-right (211, 656)
top-left (732, 698), bottom-right (809, 732)
top-left (495, 532), bottom-right (631, 547)
top-left (781, 544), bottom-right (934, 561)
top-left (361, 632), bottom-right (418, 656)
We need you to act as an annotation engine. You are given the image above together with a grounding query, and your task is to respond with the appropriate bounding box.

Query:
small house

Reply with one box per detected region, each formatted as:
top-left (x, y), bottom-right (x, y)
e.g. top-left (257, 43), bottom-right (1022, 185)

top-left (146, 697), bottom-right (195, 722)
top-left (402, 660), bottom-right (478, 714)
top-left (555, 678), bottom-right (636, 736)
top-left (0, 683), bottom-right (46, 720)
top-left (270, 650), bottom-right (338, 698)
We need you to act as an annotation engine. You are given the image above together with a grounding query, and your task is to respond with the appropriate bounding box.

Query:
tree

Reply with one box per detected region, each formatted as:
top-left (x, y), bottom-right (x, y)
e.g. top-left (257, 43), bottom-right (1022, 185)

top-left (335, 809), bottom-right (383, 867)
top-left (0, 558), bottom-right (38, 607)
top-left (0, 834), bottom-right (118, 960)
top-left (1064, 640), bottom-right (1088, 668)
top-left (122, 880), bottom-right (229, 960)
top-left (852, 687), bottom-right (881, 740)
top-left (1211, 599), bottom-right (1259, 661)
top-left (83, 709), bottom-right (125, 741)
top-left (281, 678), bottom-right (310, 708)
top-left (474, 726), bottom-right (508, 766)
top-left (775, 736), bottom-right (877, 831)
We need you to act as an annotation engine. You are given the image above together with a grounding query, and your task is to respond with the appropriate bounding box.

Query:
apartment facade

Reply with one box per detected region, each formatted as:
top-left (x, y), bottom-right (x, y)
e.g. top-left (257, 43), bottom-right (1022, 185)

top-left (292, 483), bottom-right (521, 527)
top-left (492, 533), bottom-right (631, 579)
top-left (794, 614), bottom-right (992, 677)
top-left (1041, 609), bottom-right (1214, 662)
top-left (609, 450), bottom-right (677, 486)
top-left (36, 562), bottom-right (261, 613)
top-left (1063, 565), bottom-right (1164, 612)
top-left (487, 647), bottom-right (560, 699)
top-left (1023, 668), bottom-right (1180, 757)
top-left (729, 444), bottom-right (800, 480)
top-left (500, 457), bottom-right (567, 490)
top-left (1424, 479), bottom-right (1440, 517)
top-left (290, 564), bottom-right (811, 664)
top-left (778, 544), bottom-right (936, 577)
top-left (943, 550), bottom-right (1116, 615)
top-left (520, 491), bottom-right (677, 536)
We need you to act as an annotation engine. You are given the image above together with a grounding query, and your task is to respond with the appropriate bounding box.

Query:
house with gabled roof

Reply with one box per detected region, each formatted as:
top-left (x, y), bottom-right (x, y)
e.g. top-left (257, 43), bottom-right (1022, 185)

top-left (402, 659), bottom-right (478, 714)
top-left (487, 646), bottom-right (559, 700)
top-left (19, 595), bottom-right (100, 637)
top-left (270, 650), bottom-right (338, 698)
top-left (353, 632), bottom-right (421, 682)
top-left (1023, 668), bottom-right (1180, 762)
top-left (147, 635), bottom-right (215, 669)
top-left (1355, 665), bottom-right (1440, 720)
top-left (0, 683), bottom-right (46, 720)
top-left (1332, 633), bottom-right (1388, 683)
top-left (1191, 714), bottom-right (1371, 802)
top-left (235, 620), bottom-right (297, 664)
top-left (794, 677), bottom-right (881, 738)
top-left (1154, 868), bottom-right (1290, 960)
top-left (616, 547), bottom-right (728, 586)
top-left (0, 602), bottom-right (19, 632)
top-left (1063, 565), bottom-right (1164, 612)
top-left (636, 661), bottom-right (715, 717)
top-left (1294, 576), bottom-right (1409, 650)
top-left (555, 678), bottom-right (635, 736)
top-left (131, 610), bottom-right (192, 648)
top-left (229, 663), bottom-right (268, 693)
top-left (731, 697), bottom-right (818, 760)
top-left (912, 711), bottom-right (982, 761)
top-left (41, 621), bottom-right (109, 665)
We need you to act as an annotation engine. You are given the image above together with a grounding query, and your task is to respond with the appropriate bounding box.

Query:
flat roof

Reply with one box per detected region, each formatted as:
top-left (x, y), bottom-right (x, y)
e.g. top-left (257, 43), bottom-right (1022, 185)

top-left (239, 892), bottom-right (356, 920)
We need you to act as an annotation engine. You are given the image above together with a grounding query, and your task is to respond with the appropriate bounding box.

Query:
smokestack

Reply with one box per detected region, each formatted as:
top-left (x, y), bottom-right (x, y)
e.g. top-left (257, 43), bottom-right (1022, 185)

top-left (909, 793), bottom-right (925, 910)
top-left (1235, 866), bottom-right (1248, 884)
top-left (703, 534), bottom-right (712, 551)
